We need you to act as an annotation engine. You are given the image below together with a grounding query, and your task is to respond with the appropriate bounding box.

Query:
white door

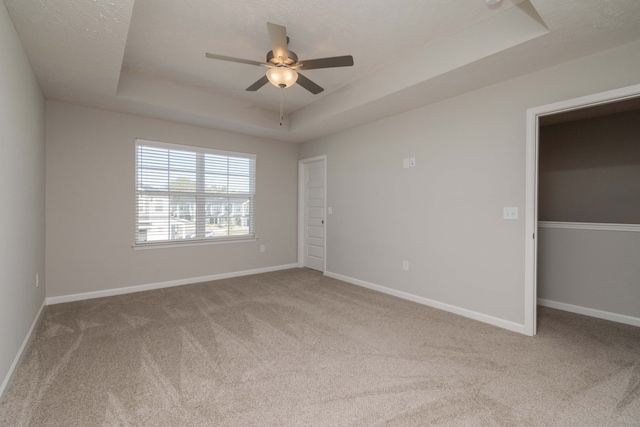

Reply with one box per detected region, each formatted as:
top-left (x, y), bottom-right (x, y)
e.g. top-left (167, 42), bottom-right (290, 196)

top-left (303, 159), bottom-right (325, 271)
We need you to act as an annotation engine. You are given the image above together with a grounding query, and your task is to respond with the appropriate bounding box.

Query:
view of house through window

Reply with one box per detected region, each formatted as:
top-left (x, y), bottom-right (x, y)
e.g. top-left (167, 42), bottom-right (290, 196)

top-left (135, 139), bottom-right (255, 245)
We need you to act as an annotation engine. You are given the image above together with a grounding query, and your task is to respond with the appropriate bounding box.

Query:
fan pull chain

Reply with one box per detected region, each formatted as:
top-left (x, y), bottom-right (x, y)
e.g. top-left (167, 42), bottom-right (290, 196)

top-left (279, 87), bottom-right (284, 126)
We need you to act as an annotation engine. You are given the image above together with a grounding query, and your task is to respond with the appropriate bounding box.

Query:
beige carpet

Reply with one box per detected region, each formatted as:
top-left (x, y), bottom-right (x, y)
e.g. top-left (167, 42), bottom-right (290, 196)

top-left (1, 268), bottom-right (639, 426)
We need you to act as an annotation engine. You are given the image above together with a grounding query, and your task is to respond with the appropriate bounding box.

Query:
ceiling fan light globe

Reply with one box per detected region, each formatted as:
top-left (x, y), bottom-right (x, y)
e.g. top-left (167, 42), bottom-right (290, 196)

top-left (266, 67), bottom-right (298, 88)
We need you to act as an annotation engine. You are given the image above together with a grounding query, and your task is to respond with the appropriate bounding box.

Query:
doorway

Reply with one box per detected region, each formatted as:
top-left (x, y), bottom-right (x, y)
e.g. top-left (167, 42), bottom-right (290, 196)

top-left (298, 156), bottom-right (327, 272)
top-left (524, 82), bottom-right (640, 336)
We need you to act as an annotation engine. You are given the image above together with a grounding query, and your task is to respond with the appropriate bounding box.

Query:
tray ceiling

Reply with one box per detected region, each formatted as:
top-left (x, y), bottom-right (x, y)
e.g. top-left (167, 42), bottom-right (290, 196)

top-left (5, 0), bottom-right (640, 142)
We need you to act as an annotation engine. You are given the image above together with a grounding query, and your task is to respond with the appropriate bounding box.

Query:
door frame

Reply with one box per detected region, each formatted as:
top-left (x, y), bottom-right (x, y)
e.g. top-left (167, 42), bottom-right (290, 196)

top-left (524, 82), bottom-right (640, 336)
top-left (298, 155), bottom-right (327, 271)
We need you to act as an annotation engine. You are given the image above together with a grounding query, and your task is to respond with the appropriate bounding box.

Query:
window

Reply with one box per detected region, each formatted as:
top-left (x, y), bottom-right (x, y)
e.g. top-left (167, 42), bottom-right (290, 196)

top-left (135, 139), bottom-right (255, 246)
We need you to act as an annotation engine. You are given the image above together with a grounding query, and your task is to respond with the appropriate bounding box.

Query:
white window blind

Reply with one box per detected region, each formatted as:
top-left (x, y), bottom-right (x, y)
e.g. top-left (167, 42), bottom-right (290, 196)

top-left (135, 139), bottom-right (255, 245)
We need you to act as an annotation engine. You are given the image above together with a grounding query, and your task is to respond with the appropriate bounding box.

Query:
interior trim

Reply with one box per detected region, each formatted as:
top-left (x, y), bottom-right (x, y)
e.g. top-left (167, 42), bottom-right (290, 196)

top-left (538, 298), bottom-right (640, 327)
top-left (46, 263), bottom-right (299, 305)
top-left (0, 301), bottom-right (46, 399)
top-left (538, 221), bottom-right (640, 233)
top-left (525, 82), bottom-right (640, 337)
top-left (325, 271), bottom-right (525, 334)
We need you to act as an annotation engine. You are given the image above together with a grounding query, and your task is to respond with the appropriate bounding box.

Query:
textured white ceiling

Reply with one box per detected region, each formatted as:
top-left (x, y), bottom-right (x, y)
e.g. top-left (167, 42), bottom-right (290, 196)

top-left (4, 0), bottom-right (640, 142)
top-left (121, 0), bottom-right (524, 112)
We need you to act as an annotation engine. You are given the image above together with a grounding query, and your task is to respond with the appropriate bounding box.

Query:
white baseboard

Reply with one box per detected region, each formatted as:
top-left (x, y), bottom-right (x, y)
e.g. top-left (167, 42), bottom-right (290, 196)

top-left (325, 271), bottom-right (526, 335)
top-left (46, 263), bottom-right (299, 305)
top-left (537, 298), bottom-right (640, 327)
top-left (0, 300), bottom-right (46, 399)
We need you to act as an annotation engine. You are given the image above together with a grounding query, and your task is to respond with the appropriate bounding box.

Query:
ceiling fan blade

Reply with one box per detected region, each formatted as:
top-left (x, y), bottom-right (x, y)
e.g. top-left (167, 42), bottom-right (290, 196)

top-left (296, 73), bottom-right (324, 94)
top-left (296, 55), bottom-right (354, 70)
top-left (205, 53), bottom-right (265, 67)
top-left (266, 22), bottom-right (289, 64)
top-left (246, 75), bottom-right (269, 91)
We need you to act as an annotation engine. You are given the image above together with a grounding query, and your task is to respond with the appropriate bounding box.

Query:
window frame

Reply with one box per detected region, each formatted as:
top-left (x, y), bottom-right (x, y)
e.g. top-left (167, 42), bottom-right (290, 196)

top-left (134, 139), bottom-right (256, 248)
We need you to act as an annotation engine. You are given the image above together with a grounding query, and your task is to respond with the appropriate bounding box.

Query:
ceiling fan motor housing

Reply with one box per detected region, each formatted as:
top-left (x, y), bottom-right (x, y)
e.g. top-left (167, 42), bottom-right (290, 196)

top-left (205, 22), bottom-right (352, 94)
top-left (267, 50), bottom-right (298, 66)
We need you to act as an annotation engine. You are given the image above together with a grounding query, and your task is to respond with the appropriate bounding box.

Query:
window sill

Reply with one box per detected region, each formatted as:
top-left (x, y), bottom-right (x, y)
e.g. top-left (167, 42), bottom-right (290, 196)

top-left (132, 237), bottom-right (258, 250)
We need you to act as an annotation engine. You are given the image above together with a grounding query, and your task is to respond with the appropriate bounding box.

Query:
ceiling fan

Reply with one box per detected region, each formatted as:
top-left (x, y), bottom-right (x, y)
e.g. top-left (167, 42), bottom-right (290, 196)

top-left (205, 22), bottom-right (354, 95)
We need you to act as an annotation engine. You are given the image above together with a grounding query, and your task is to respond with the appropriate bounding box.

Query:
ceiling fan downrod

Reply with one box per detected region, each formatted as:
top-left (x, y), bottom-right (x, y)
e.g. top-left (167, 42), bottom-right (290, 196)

top-left (280, 87), bottom-right (284, 126)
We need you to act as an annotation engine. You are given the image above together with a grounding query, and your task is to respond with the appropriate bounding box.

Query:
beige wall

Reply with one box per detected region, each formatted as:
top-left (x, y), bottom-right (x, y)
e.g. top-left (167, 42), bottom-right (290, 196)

top-left (539, 109), bottom-right (640, 224)
top-left (45, 102), bottom-right (299, 298)
top-left (0, 2), bottom-right (45, 393)
top-left (300, 39), bottom-right (640, 326)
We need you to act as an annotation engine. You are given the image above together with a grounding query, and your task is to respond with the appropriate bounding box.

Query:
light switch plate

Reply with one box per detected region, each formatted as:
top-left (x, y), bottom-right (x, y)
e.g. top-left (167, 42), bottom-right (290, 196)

top-left (403, 158), bottom-right (410, 169)
top-left (503, 207), bottom-right (518, 220)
